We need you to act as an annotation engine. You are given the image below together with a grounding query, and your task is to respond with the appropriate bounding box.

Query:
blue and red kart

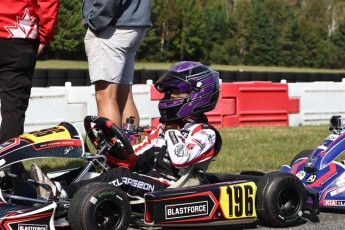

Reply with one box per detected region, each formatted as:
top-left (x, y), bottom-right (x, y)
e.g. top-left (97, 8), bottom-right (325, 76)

top-left (0, 116), bottom-right (318, 229)
top-left (282, 115), bottom-right (345, 209)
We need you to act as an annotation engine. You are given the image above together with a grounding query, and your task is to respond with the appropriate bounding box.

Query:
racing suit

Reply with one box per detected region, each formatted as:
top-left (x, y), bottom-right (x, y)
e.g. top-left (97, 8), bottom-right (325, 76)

top-left (63, 118), bottom-right (221, 199)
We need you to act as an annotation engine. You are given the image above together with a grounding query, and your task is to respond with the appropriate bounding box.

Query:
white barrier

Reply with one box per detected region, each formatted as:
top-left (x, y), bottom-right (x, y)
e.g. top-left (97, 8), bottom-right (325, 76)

top-left (24, 82), bottom-right (160, 134)
top-left (288, 81), bottom-right (345, 126)
top-left (26, 85), bottom-right (92, 133)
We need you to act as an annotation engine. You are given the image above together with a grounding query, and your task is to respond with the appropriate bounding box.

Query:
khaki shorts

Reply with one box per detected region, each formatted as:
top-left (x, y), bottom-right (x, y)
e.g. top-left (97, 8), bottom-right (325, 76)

top-left (84, 27), bottom-right (146, 84)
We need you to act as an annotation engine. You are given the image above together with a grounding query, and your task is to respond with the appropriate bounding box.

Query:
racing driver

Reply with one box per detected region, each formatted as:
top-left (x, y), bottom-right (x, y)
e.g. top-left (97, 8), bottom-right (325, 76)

top-left (31, 61), bottom-right (222, 199)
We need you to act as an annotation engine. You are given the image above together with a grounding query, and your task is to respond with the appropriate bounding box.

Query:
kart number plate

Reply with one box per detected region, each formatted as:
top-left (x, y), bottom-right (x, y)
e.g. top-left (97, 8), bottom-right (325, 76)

top-left (219, 181), bottom-right (257, 219)
top-left (21, 126), bottom-right (69, 142)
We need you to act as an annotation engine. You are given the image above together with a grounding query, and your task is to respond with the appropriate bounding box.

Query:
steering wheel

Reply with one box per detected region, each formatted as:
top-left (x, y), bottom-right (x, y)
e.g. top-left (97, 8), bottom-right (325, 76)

top-left (84, 116), bottom-right (134, 155)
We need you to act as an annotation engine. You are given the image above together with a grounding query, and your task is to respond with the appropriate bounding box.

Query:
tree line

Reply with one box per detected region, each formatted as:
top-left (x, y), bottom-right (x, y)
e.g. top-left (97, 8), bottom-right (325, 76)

top-left (43, 0), bottom-right (345, 69)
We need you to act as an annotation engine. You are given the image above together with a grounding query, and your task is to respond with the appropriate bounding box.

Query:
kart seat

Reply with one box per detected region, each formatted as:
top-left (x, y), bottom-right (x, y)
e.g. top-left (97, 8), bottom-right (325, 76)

top-left (167, 160), bottom-right (211, 189)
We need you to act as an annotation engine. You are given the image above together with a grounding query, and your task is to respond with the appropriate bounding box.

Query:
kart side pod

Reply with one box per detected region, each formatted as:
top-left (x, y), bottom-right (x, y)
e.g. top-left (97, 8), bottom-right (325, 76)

top-left (144, 181), bottom-right (257, 227)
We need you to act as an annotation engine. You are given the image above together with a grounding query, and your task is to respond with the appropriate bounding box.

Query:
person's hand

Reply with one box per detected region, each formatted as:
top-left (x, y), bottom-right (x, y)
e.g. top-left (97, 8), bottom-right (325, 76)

top-left (38, 43), bottom-right (45, 55)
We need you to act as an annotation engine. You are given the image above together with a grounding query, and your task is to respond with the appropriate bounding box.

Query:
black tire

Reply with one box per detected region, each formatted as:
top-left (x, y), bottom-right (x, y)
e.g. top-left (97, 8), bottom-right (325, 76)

top-left (256, 171), bottom-right (306, 227)
top-left (290, 150), bottom-right (313, 166)
top-left (239, 171), bottom-right (266, 176)
top-left (68, 182), bottom-right (131, 230)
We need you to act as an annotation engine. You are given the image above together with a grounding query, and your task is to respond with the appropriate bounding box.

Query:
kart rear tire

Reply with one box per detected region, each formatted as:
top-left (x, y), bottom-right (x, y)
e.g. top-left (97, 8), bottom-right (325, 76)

top-left (290, 150), bottom-right (313, 166)
top-left (68, 182), bottom-right (131, 230)
top-left (239, 171), bottom-right (266, 176)
top-left (256, 171), bottom-right (306, 227)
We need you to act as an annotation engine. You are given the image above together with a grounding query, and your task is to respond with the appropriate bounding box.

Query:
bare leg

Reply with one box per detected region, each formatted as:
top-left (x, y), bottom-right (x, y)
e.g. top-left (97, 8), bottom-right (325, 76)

top-left (95, 81), bottom-right (139, 127)
top-left (118, 84), bottom-right (139, 126)
top-left (95, 80), bottom-right (121, 127)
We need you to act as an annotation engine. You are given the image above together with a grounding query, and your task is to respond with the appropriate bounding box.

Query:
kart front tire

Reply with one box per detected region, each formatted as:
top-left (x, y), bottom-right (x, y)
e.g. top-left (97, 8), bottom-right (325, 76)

top-left (256, 171), bottom-right (306, 227)
top-left (68, 182), bottom-right (131, 230)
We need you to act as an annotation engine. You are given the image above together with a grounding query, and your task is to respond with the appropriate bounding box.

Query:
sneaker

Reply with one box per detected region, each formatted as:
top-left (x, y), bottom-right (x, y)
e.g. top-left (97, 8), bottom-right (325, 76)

top-left (30, 163), bottom-right (60, 199)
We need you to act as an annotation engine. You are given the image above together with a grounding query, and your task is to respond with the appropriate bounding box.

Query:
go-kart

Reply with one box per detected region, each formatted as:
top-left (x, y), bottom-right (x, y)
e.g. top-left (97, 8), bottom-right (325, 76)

top-left (0, 115), bottom-right (319, 229)
top-left (282, 115), bottom-right (345, 210)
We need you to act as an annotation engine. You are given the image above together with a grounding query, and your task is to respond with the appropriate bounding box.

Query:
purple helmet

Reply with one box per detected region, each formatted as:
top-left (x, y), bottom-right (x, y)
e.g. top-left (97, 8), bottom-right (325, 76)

top-left (154, 61), bottom-right (220, 122)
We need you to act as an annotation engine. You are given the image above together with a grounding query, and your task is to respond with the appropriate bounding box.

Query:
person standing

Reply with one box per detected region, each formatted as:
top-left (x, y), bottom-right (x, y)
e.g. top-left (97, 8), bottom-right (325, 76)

top-left (0, 0), bottom-right (59, 200)
top-left (0, 0), bottom-right (59, 143)
top-left (82, 0), bottom-right (152, 128)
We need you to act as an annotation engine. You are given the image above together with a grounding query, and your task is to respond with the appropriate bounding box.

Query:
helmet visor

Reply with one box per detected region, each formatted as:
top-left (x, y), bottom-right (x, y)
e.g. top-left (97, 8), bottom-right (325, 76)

top-left (154, 72), bottom-right (194, 94)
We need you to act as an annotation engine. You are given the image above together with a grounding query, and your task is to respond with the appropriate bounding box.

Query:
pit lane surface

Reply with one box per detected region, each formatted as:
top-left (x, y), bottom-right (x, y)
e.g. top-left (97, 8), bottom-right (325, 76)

top-left (128, 208), bottom-right (345, 230)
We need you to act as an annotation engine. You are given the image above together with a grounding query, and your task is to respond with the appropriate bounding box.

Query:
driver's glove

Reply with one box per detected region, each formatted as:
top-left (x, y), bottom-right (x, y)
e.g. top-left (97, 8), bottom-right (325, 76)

top-left (105, 148), bottom-right (136, 168)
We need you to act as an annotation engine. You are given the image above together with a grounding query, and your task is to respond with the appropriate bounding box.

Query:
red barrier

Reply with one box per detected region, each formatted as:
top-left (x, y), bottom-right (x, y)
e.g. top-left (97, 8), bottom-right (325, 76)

top-left (150, 82), bottom-right (299, 128)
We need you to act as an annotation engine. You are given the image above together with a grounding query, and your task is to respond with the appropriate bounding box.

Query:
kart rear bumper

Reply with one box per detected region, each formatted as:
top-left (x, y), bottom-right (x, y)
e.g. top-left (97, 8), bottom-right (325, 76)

top-left (0, 201), bottom-right (56, 230)
top-left (305, 187), bottom-right (320, 215)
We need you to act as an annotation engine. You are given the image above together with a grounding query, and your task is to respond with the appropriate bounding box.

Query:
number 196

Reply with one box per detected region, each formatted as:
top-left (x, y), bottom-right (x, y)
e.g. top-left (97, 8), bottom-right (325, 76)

top-left (226, 185), bottom-right (254, 217)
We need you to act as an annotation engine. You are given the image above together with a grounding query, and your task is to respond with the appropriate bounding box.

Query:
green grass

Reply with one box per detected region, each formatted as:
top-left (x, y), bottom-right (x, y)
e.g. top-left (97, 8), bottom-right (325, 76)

top-left (36, 60), bottom-right (345, 73)
top-left (26, 125), bottom-right (332, 174)
top-left (208, 125), bottom-right (330, 173)
top-left (35, 60), bottom-right (174, 70)
top-left (25, 158), bottom-right (85, 173)
top-left (36, 60), bottom-right (89, 69)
